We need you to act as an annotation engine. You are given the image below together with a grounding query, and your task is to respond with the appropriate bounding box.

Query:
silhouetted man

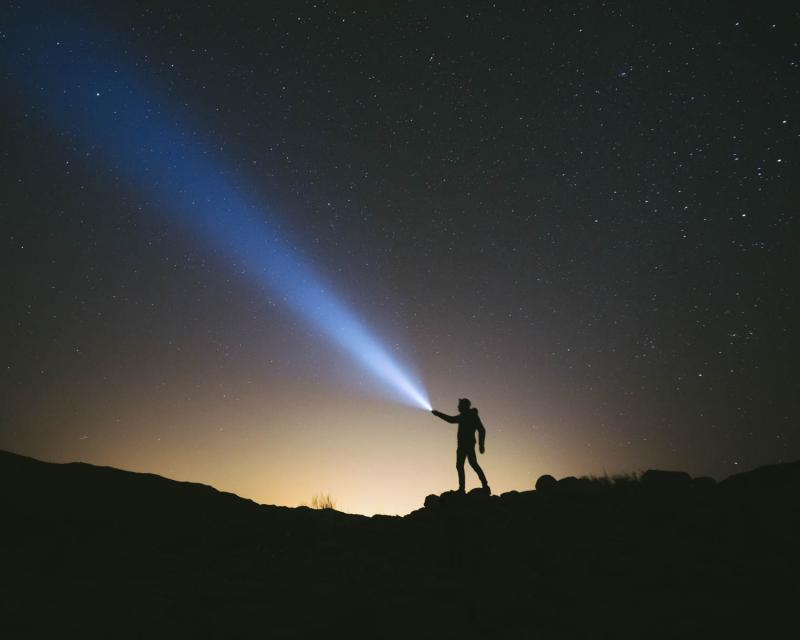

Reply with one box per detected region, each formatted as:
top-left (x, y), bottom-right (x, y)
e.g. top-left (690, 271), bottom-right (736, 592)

top-left (432, 398), bottom-right (490, 494)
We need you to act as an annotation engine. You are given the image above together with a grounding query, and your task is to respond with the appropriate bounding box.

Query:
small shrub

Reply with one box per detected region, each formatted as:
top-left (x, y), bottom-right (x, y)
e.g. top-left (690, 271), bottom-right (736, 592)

top-left (580, 472), bottom-right (641, 490)
top-left (610, 472), bottom-right (641, 487)
top-left (310, 493), bottom-right (336, 510)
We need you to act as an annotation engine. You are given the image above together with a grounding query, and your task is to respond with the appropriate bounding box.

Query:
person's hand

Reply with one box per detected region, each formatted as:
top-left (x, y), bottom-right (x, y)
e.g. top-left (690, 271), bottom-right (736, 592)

top-left (479, 445), bottom-right (485, 454)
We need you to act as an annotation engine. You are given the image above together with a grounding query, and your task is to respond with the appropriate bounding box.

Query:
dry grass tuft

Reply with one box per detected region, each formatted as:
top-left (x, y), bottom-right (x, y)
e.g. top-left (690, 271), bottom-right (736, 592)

top-left (310, 493), bottom-right (336, 510)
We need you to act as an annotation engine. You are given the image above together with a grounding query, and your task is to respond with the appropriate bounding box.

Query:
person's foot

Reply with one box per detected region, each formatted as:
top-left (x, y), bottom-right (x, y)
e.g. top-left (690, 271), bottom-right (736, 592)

top-left (483, 485), bottom-right (491, 495)
top-left (457, 487), bottom-right (466, 494)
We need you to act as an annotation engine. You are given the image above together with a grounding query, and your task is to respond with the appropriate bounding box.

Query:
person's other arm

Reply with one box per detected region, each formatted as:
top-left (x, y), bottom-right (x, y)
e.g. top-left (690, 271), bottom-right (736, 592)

top-left (477, 415), bottom-right (486, 453)
top-left (431, 410), bottom-right (459, 424)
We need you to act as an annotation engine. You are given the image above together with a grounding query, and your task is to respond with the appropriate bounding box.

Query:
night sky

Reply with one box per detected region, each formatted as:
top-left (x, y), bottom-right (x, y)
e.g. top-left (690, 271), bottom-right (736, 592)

top-left (2, 1), bottom-right (798, 515)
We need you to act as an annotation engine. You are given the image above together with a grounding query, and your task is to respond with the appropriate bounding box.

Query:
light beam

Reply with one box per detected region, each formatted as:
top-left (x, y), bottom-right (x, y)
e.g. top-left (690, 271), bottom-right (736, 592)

top-left (4, 10), bottom-right (431, 411)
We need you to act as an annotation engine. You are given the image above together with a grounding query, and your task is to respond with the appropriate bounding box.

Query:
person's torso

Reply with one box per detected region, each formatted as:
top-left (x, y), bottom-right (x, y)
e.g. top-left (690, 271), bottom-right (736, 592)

top-left (456, 411), bottom-right (479, 446)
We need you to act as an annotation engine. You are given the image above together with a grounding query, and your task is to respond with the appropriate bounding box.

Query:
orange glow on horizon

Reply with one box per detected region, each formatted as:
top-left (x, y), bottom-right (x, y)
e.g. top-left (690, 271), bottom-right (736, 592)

top-left (4, 377), bottom-right (709, 515)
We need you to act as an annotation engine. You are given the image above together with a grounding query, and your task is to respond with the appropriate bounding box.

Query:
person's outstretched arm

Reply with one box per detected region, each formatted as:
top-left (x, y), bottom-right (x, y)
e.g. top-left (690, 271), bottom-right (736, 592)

top-left (477, 415), bottom-right (486, 453)
top-left (431, 410), bottom-right (459, 424)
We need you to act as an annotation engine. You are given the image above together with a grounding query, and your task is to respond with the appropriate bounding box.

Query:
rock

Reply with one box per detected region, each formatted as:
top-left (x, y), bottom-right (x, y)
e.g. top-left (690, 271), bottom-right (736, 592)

top-left (641, 469), bottom-right (692, 490)
top-left (499, 490), bottom-right (535, 509)
top-left (468, 487), bottom-right (490, 499)
top-left (535, 474), bottom-right (558, 493)
top-left (438, 490), bottom-right (465, 509)
top-left (555, 476), bottom-right (578, 493)
top-left (423, 494), bottom-right (440, 509)
top-left (721, 461), bottom-right (800, 493)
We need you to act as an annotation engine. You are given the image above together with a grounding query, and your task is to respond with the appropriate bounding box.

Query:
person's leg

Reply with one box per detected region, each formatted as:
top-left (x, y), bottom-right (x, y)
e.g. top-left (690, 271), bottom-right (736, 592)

top-left (466, 448), bottom-right (489, 489)
top-left (456, 449), bottom-right (467, 492)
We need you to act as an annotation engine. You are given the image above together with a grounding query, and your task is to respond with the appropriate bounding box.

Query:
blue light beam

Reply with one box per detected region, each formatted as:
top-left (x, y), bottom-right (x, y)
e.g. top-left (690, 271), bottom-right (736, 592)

top-left (4, 11), bottom-right (431, 411)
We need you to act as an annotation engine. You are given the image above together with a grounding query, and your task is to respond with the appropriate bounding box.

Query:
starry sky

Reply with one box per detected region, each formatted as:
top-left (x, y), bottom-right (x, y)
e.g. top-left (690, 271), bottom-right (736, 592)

top-left (2, 1), bottom-right (798, 515)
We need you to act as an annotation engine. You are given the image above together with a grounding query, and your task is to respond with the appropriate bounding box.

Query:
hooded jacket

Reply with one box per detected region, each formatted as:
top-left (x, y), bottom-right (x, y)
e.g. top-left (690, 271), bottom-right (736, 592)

top-left (432, 407), bottom-right (486, 450)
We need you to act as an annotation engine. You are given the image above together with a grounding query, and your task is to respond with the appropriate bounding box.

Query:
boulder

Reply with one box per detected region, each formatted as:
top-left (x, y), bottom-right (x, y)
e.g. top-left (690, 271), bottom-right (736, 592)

top-left (535, 474), bottom-right (558, 493)
top-left (438, 490), bottom-right (465, 509)
top-left (423, 494), bottom-right (440, 509)
top-left (498, 489), bottom-right (536, 509)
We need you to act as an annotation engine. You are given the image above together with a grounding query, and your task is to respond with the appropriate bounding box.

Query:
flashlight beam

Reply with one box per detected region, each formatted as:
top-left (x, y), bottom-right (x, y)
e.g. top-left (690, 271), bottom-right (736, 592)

top-left (4, 10), bottom-right (430, 410)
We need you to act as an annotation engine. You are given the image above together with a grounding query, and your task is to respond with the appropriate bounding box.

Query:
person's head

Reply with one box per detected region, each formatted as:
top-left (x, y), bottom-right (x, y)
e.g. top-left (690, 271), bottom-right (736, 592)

top-left (458, 398), bottom-right (471, 413)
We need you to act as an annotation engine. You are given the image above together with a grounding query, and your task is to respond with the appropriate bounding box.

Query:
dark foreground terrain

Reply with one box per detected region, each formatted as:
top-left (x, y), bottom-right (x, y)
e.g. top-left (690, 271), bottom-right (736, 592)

top-left (1, 450), bottom-right (798, 638)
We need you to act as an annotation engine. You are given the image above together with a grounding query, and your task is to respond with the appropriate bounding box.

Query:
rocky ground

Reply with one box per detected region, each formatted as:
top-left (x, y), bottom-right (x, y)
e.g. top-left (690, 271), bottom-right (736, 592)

top-left (1, 449), bottom-right (798, 638)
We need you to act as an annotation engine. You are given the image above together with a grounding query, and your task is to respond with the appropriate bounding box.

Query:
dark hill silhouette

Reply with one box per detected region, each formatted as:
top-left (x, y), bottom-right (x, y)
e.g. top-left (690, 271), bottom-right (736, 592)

top-left (2, 449), bottom-right (798, 638)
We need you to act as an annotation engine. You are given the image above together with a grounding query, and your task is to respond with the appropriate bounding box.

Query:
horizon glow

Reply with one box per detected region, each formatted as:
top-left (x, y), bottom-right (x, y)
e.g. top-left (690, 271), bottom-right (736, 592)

top-left (5, 12), bottom-right (431, 412)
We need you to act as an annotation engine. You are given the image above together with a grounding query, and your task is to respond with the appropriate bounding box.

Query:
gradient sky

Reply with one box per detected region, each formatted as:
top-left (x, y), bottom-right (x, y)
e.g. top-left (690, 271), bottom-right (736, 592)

top-left (2, 1), bottom-right (798, 515)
